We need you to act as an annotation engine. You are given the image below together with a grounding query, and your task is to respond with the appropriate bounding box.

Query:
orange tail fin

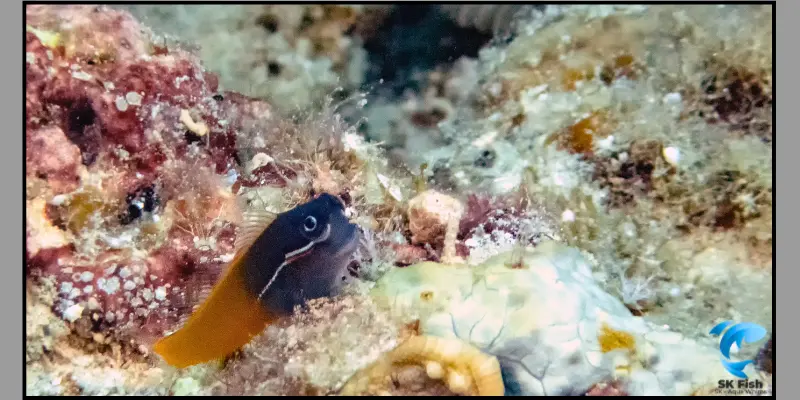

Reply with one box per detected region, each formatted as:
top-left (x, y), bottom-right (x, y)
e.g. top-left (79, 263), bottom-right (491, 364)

top-left (153, 254), bottom-right (274, 368)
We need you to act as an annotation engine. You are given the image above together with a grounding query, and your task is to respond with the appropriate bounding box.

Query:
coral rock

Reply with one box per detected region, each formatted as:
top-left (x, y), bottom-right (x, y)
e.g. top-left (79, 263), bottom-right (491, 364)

top-left (26, 126), bottom-right (83, 194)
top-left (406, 190), bottom-right (465, 264)
top-left (215, 295), bottom-right (403, 396)
top-left (340, 335), bottom-right (504, 396)
top-left (371, 241), bottom-right (749, 396)
top-left (26, 4), bottom-right (153, 64)
top-left (24, 4), bottom-right (261, 343)
top-left (26, 198), bottom-right (72, 258)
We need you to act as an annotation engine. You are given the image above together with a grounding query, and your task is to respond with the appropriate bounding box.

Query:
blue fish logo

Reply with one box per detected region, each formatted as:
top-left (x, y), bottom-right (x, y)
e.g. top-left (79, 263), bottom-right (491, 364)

top-left (709, 321), bottom-right (767, 379)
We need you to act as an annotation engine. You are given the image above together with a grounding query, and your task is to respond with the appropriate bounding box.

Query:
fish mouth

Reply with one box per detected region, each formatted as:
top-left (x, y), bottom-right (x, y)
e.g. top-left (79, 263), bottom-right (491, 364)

top-left (334, 223), bottom-right (359, 258)
top-left (326, 208), bottom-right (359, 259)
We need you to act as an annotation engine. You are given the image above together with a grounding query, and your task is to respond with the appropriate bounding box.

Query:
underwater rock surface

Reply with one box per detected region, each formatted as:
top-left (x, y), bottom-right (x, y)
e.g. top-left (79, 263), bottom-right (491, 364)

top-left (372, 241), bottom-right (760, 396)
top-left (25, 4), bottom-right (264, 344)
top-left (26, 3), bottom-right (772, 397)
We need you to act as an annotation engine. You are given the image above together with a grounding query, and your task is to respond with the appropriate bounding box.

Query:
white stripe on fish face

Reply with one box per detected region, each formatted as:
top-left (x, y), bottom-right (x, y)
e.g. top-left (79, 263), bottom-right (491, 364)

top-left (285, 223), bottom-right (331, 259)
top-left (257, 223), bottom-right (332, 301)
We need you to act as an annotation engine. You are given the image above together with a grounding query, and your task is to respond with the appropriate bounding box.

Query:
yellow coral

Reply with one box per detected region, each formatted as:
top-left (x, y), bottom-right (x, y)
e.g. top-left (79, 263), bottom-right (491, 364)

top-left (339, 335), bottom-right (504, 396)
top-left (598, 322), bottom-right (636, 353)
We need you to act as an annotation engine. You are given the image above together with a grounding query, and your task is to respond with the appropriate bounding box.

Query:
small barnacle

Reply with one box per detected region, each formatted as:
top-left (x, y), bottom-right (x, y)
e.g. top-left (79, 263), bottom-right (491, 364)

top-left (97, 276), bottom-right (121, 295)
top-left (154, 286), bottom-right (167, 301)
top-left (114, 95), bottom-right (128, 112)
top-left (131, 263), bottom-right (143, 275)
top-left (80, 271), bottom-right (94, 282)
top-left (63, 303), bottom-right (84, 322)
top-left (125, 91), bottom-right (143, 107)
top-left (86, 297), bottom-right (100, 310)
top-left (60, 282), bottom-right (73, 294)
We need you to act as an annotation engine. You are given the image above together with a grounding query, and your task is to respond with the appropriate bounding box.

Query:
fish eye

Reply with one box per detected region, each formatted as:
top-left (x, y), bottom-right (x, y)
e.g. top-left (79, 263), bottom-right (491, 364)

top-left (303, 216), bottom-right (317, 232)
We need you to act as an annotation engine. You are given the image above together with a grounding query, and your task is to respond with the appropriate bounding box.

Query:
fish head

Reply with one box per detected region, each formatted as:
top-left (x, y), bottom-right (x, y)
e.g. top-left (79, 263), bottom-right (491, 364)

top-left (280, 192), bottom-right (358, 258)
top-left (248, 192), bottom-right (359, 314)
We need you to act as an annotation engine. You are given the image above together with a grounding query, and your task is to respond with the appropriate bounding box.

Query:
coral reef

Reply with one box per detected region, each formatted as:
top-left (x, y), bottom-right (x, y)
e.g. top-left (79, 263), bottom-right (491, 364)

top-left (26, 279), bottom-right (182, 396)
top-left (25, 4), bottom-right (414, 395)
top-left (26, 3), bottom-right (239, 346)
top-left (119, 4), bottom-right (377, 115)
top-left (364, 3), bottom-right (773, 341)
top-left (406, 189), bottom-right (464, 263)
top-left (211, 294), bottom-right (406, 396)
top-left (340, 335), bottom-right (504, 396)
top-left (26, 3), bottom-right (772, 397)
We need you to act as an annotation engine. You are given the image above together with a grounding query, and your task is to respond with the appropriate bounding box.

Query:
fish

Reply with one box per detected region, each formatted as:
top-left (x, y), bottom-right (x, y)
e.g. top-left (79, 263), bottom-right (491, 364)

top-left (152, 192), bottom-right (359, 368)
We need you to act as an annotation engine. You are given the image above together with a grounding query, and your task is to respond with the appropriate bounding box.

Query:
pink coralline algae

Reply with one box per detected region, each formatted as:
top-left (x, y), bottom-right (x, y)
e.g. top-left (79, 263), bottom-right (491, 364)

top-left (26, 125), bottom-right (83, 194)
top-left (24, 5), bottom-right (281, 345)
top-left (26, 5), bottom-right (231, 178)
